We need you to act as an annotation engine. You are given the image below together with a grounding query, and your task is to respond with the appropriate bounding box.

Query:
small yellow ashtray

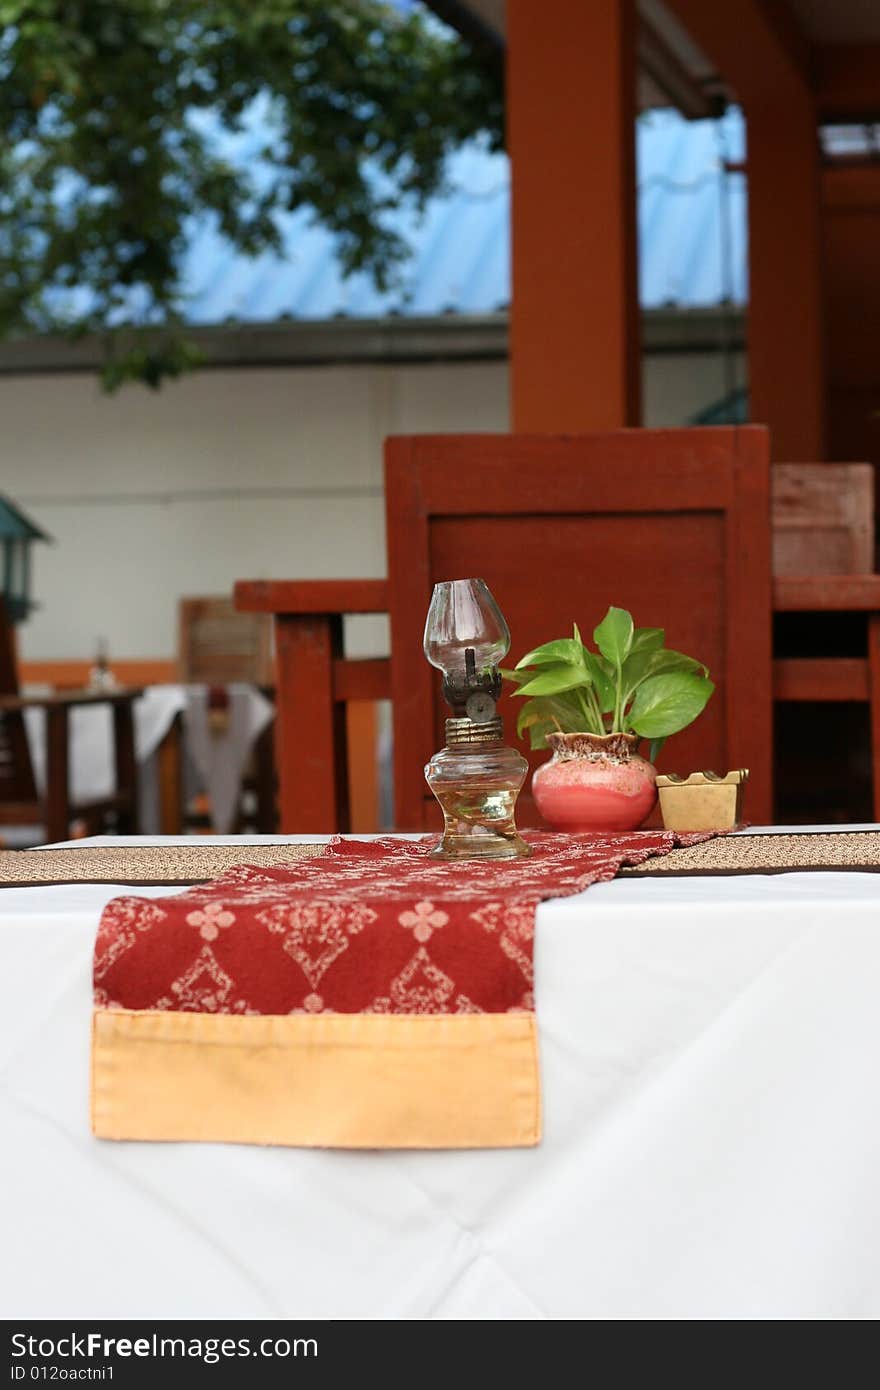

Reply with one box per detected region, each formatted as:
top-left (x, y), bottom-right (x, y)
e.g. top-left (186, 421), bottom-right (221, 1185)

top-left (656, 769), bottom-right (749, 832)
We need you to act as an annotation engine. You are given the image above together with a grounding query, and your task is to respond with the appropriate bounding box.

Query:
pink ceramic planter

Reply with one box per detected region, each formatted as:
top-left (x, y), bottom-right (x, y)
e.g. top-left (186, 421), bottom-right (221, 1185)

top-left (532, 731), bottom-right (657, 833)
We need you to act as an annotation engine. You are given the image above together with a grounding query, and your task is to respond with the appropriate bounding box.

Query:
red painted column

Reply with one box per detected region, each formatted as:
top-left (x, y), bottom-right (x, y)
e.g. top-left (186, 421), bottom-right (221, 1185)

top-left (747, 94), bottom-right (825, 460)
top-left (665, 0), bottom-right (826, 460)
top-left (506, 0), bottom-right (640, 432)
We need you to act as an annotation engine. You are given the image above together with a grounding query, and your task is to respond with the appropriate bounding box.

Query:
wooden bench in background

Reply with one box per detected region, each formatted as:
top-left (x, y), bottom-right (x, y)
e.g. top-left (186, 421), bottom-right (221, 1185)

top-left (772, 463), bottom-right (873, 575)
top-left (771, 463), bottom-right (879, 819)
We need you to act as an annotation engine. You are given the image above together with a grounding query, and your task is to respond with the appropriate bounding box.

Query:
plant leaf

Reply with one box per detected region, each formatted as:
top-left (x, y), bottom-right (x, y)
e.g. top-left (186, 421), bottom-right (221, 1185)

top-left (516, 703), bottom-right (558, 750)
top-left (546, 690), bottom-right (591, 726)
top-left (515, 637), bottom-right (586, 670)
top-left (621, 647), bottom-right (707, 703)
top-left (514, 663), bottom-right (591, 698)
top-left (628, 672), bottom-right (715, 739)
top-left (648, 736), bottom-right (666, 764)
top-left (582, 649), bottom-right (615, 712)
top-left (516, 698), bottom-right (553, 737)
top-left (514, 692), bottom-right (588, 747)
top-left (516, 699), bottom-right (543, 733)
top-left (526, 725), bottom-right (553, 751)
top-left (630, 627), bottom-right (665, 655)
top-left (593, 606), bottom-right (633, 669)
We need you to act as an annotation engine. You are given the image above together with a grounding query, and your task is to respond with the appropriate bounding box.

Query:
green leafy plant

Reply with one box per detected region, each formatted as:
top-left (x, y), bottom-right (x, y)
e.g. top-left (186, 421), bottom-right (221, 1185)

top-left (503, 606), bottom-right (714, 763)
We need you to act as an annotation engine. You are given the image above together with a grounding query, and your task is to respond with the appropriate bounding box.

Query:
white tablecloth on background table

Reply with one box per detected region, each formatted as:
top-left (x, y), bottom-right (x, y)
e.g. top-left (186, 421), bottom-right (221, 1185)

top-left (1, 828), bottom-right (879, 1320)
top-left (23, 684), bottom-right (274, 835)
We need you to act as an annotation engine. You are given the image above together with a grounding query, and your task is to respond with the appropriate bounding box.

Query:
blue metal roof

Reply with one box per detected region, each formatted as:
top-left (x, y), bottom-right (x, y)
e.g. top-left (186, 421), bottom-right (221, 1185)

top-left (179, 106), bottom-right (748, 325)
top-left (638, 107), bottom-right (746, 308)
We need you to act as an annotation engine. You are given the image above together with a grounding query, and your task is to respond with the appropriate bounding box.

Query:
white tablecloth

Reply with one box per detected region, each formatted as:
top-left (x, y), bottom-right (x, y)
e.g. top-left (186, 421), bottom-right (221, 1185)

top-left (23, 684), bottom-right (273, 836)
top-left (1, 830), bottom-right (879, 1320)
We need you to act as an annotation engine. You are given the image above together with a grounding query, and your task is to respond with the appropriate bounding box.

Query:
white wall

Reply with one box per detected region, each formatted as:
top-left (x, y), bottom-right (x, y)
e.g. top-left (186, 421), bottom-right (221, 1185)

top-left (1, 353), bottom-right (736, 661)
top-left (642, 351), bottom-right (746, 426)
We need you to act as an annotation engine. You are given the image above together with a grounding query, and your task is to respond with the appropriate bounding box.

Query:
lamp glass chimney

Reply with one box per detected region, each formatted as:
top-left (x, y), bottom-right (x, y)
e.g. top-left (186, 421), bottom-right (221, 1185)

top-left (423, 578), bottom-right (510, 678)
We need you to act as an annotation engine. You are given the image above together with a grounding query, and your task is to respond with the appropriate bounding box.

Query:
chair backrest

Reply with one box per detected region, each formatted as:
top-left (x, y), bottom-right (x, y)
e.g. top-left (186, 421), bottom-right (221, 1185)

top-left (772, 463), bottom-right (874, 575)
top-left (386, 428), bottom-right (773, 829)
top-left (0, 598), bottom-right (39, 816)
top-left (178, 597), bottom-right (273, 685)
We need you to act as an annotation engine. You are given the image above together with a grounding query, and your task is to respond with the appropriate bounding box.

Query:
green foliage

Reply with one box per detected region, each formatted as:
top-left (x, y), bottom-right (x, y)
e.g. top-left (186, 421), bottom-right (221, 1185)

top-left (593, 605), bottom-right (633, 671)
top-left (502, 607), bottom-right (714, 752)
top-left (0, 1), bottom-right (502, 386)
top-left (627, 671), bottom-right (714, 738)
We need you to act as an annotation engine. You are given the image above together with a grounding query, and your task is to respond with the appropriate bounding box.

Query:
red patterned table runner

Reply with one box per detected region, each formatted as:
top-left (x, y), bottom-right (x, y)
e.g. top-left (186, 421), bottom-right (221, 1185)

top-left (91, 829), bottom-right (710, 1150)
top-left (95, 829), bottom-right (707, 1018)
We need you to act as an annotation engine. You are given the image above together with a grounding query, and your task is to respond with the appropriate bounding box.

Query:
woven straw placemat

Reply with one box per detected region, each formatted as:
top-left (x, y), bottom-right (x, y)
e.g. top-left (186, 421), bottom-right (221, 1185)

top-left (619, 830), bottom-right (880, 877)
top-left (0, 841), bottom-right (326, 888)
top-left (4, 831), bottom-right (880, 888)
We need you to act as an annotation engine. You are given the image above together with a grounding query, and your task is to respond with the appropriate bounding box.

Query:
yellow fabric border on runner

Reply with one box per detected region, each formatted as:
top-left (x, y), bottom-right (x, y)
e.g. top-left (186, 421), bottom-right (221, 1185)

top-left (91, 1009), bottom-right (541, 1150)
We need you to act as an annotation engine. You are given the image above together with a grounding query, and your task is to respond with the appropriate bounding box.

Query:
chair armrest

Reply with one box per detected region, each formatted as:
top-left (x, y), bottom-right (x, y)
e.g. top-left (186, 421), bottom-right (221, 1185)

top-left (0, 687), bottom-right (144, 712)
top-left (235, 580), bottom-right (389, 616)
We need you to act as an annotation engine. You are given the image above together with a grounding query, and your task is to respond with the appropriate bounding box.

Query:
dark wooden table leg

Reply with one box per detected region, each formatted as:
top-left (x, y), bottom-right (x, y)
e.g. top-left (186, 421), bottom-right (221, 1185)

top-left (253, 719), bottom-right (278, 833)
top-left (868, 614), bottom-right (880, 824)
top-left (113, 699), bottom-right (139, 833)
top-left (45, 705), bottom-right (70, 844)
top-left (156, 714), bottom-right (183, 835)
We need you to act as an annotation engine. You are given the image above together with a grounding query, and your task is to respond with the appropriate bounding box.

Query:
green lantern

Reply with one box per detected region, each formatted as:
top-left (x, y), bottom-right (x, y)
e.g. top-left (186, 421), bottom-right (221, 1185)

top-left (0, 495), bottom-right (50, 624)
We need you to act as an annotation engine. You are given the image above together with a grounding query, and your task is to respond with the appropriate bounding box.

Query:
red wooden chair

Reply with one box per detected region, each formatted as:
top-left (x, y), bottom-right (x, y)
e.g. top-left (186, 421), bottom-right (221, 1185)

top-left (237, 427), bottom-right (773, 830)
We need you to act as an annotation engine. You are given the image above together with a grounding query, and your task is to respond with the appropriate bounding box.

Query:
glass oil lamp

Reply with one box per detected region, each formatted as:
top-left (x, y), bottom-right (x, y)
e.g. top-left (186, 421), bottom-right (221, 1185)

top-left (423, 578), bottom-right (530, 861)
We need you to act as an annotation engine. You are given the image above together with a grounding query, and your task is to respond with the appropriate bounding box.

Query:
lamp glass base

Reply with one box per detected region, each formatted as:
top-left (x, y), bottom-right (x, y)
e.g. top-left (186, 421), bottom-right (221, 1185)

top-left (425, 740), bottom-right (531, 861)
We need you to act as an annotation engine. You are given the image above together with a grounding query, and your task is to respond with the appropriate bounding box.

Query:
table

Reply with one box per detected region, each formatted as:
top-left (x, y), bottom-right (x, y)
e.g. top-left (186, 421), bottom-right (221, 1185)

top-left (22, 684), bottom-right (273, 837)
top-left (2, 828), bottom-right (879, 1320)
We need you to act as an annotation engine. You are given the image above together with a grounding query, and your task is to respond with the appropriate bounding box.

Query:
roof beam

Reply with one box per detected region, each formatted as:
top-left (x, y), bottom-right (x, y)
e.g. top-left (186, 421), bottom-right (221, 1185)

top-left (661, 0), bottom-right (810, 108)
top-left (0, 316), bottom-right (510, 375)
top-left (816, 45), bottom-right (880, 123)
top-left (637, 10), bottom-right (720, 119)
top-left (427, 0), bottom-right (729, 119)
top-left (420, 1), bottom-right (503, 63)
top-left (754, 0), bottom-right (812, 88)
top-left (0, 309), bottom-right (745, 377)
